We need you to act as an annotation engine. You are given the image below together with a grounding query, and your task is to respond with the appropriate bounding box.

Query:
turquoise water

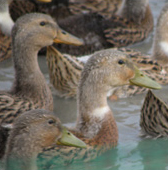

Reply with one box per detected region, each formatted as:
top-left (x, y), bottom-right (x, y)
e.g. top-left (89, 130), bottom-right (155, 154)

top-left (1, 0), bottom-right (168, 169)
top-left (54, 138), bottom-right (168, 170)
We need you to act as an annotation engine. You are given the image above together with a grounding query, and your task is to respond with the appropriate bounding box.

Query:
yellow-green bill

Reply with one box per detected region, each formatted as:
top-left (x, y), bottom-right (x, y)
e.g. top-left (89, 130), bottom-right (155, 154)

top-left (57, 127), bottom-right (86, 148)
top-left (129, 66), bottom-right (162, 89)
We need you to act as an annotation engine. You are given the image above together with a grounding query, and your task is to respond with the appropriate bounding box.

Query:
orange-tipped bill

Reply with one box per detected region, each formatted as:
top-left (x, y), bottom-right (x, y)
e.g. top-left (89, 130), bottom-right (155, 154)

top-left (54, 28), bottom-right (84, 46)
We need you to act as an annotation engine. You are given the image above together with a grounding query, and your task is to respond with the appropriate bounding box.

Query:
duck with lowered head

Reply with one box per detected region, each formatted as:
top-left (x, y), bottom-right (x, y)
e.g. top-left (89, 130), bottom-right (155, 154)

top-left (4, 109), bottom-right (86, 170)
top-left (37, 49), bottom-right (160, 168)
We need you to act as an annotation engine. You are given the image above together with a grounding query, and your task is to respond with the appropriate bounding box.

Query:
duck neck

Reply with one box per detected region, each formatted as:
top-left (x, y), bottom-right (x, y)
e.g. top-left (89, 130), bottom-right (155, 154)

top-left (151, 7), bottom-right (168, 66)
top-left (117, 0), bottom-right (149, 24)
top-left (76, 80), bottom-right (118, 145)
top-left (5, 129), bottom-right (43, 170)
top-left (11, 39), bottom-right (53, 110)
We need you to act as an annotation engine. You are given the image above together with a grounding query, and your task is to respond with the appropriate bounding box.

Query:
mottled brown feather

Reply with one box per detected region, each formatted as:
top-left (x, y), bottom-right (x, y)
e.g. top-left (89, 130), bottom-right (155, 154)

top-left (0, 31), bottom-right (11, 62)
top-left (55, 2), bottom-right (153, 56)
top-left (141, 90), bottom-right (168, 137)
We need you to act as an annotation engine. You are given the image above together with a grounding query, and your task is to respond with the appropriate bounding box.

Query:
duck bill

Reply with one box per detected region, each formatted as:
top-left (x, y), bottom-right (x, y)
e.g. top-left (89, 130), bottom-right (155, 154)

top-left (37, 0), bottom-right (52, 2)
top-left (129, 66), bottom-right (162, 89)
top-left (54, 28), bottom-right (84, 46)
top-left (56, 127), bottom-right (86, 148)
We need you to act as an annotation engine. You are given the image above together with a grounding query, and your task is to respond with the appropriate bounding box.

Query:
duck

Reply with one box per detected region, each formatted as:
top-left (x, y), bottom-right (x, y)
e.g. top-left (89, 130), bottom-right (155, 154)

top-left (36, 49), bottom-right (161, 168)
top-left (47, 46), bottom-right (84, 98)
top-left (0, 13), bottom-right (83, 158)
top-left (54, 0), bottom-right (153, 56)
top-left (47, 3), bottom-right (168, 99)
top-left (151, 3), bottom-right (168, 69)
top-left (0, 12), bottom-right (83, 125)
top-left (4, 109), bottom-right (86, 170)
top-left (0, 0), bottom-right (52, 62)
top-left (10, 0), bottom-right (122, 22)
top-left (55, 0), bottom-right (122, 18)
top-left (140, 90), bottom-right (168, 138)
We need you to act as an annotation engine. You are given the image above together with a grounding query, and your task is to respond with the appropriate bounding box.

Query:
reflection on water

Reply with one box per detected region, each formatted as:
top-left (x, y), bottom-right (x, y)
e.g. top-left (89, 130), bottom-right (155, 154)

top-left (0, 0), bottom-right (168, 170)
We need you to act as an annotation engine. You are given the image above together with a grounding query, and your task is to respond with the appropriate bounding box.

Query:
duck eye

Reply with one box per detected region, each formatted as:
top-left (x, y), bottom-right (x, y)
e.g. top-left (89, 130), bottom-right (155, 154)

top-left (62, 31), bottom-right (66, 35)
top-left (48, 119), bottom-right (55, 125)
top-left (118, 60), bottom-right (125, 65)
top-left (40, 21), bottom-right (46, 26)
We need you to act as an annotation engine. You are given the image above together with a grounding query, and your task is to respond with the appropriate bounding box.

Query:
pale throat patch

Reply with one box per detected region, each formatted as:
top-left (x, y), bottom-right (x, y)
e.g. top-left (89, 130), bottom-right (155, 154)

top-left (160, 42), bottom-right (168, 56)
top-left (0, 11), bottom-right (14, 35)
top-left (92, 106), bottom-right (110, 119)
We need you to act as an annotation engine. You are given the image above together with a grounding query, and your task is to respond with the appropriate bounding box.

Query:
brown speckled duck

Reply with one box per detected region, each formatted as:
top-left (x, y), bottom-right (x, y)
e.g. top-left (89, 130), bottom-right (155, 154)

top-left (36, 49), bottom-right (160, 168)
top-left (0, 13), bottom-right (83, 158)
top-left (10, 0), bottom-right (122, 22)
top-left (4, 109), bottom-right (86, 170)
top-left (55, 0), bottom-right (153, 56)
top-left (47, 3), bottom-right (168, 99)
top-left (0, 13), bottom-right (83, 125)
top-left (140, 90), bottom-right (168, 138)
top-left (64, 0), bottom-right (122, 19)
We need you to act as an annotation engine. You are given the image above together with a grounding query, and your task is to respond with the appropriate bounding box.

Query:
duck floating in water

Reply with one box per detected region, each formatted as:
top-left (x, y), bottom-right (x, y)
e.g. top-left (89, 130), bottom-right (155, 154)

top-left (55, 0), bottom-right (153, 56)
top-left (47, 3), bottom-right (168, 99)
top-left (4, 109), bottom-right (86, 170)
top-left (0, 12), bottom-right (83, 158)
top-left (55, 0), bottom-right (122, 20)
top-left (9, 0), bottom-right (122, 22)
top-left (0, 12), bottom-right (83, 125)
top-left (36, 49), bottom-right (160, 168)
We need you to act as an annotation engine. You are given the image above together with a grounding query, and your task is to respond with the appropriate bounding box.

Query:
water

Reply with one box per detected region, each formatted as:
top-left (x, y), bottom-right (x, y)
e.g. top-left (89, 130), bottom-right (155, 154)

top-left (1, 0), bottom-right (168, 169)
